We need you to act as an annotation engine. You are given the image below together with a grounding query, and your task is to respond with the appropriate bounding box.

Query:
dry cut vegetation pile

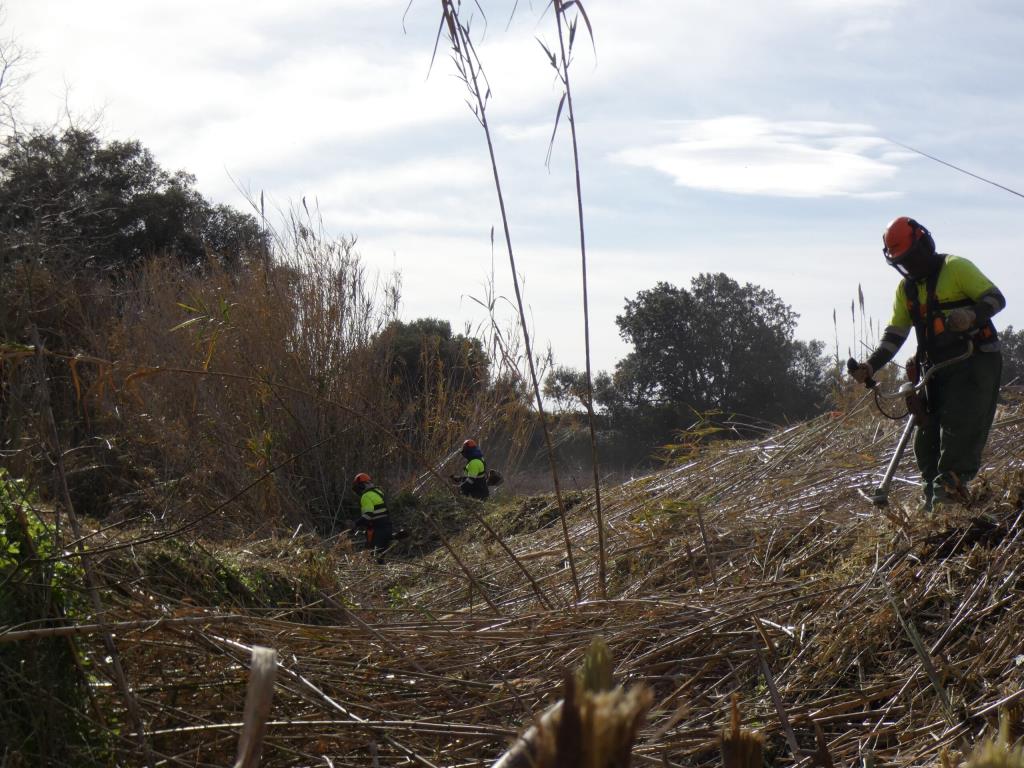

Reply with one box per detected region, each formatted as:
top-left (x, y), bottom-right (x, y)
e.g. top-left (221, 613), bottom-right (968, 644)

top-left (7, 390), bottom-right (1024, 767)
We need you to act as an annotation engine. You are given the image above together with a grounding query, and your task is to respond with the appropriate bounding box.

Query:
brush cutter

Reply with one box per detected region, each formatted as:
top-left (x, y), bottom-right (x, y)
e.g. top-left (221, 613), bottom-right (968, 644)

top-left (847, 340), bottom-right (973, 506)
top-left (347, 526), bottom-right (409, 542)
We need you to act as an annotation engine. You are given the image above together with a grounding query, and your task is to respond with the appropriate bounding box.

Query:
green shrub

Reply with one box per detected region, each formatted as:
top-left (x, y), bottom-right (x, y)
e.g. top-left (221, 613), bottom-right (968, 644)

top-left (0, 470), bottom-right (106, 764)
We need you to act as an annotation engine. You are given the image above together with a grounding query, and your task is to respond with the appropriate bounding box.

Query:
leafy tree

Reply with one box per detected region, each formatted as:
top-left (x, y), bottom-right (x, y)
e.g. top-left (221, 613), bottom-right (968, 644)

top-left (0, 127), bottom-right (265, 272)
top-left (378, 317), bottom-right (489, 397)
top-left (543, 365), bottom-right (589, 413)
top-left (603, 273), bottom-right (829, 441)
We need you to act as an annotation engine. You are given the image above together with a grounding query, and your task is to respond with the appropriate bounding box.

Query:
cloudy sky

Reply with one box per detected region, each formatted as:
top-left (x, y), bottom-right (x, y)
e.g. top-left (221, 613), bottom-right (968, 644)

top-left (6, 0), bottom-right (1023, 374)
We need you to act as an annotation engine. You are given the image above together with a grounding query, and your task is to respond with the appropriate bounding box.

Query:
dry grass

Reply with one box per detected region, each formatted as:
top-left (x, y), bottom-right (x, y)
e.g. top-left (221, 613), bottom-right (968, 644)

top-left (4, 385), bottom-right (1023, 766)
top-left (1, 208), bottom-right (538, 537)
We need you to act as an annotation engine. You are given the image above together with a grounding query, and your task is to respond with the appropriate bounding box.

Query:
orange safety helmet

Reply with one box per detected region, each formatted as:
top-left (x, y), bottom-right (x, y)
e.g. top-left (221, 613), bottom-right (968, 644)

top-left (352, 472), bottom-right (371, 491)
top-left (461, 439), bottom-right (477, 451)
top-left (883, 217), bottom-right (923, 261)
top-left (882, 217), bottom-right (936, 278)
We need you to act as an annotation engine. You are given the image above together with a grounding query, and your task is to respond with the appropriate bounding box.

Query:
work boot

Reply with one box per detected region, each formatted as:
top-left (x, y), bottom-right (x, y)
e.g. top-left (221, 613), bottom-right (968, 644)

top-left (919, 489), bottom-right (961, 518)
top-left (937, 473), bottom-right (970, 503)
top-left (929, 484), bottom-right (953, 511)
top-left (921, 479), bottom-right (934, 513)
top-left (928, 489), bottom-right (977, 530)
top-left (920, 485), bottom-right (934, 514)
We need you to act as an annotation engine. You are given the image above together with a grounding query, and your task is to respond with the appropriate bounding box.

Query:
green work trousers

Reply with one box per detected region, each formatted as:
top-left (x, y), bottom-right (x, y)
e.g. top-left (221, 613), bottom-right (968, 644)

top-left (915, 350), bottom-right (1002, 504)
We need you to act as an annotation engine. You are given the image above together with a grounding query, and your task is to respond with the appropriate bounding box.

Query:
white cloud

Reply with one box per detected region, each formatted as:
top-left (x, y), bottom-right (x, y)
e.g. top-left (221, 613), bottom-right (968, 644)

top-left (611, 116), bottom-right (904, 197)
top-left (319, 156), bottom-right (488, 200)
top-left (7, 0), bottom-right (1022, 373)
top-left (8, 1), bottom-right (474, 186)
top-left (497, 123), bottom-right (553, 142)
top-left (836, 16), bottom-right (895, 46)
top-left (251, 155), bottom-right (498, 238)
top-left (794, 0), bottom-right (903, 9)
top-left (566, 0), bottom-right (908, 92)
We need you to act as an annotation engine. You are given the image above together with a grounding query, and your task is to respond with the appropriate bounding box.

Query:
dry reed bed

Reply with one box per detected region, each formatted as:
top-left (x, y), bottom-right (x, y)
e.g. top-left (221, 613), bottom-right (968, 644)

top-left (48, 392), bottom-right (1024, 765)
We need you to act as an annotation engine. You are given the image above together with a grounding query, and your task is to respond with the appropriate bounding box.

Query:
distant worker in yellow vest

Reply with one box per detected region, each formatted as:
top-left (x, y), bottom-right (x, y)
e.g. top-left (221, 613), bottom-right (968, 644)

top-left (352, 472), bottom-right (392, 561)
top-left (450, 439), bottom-right (489, 500)
top-left (849, 217), bottom-right (1005, 511)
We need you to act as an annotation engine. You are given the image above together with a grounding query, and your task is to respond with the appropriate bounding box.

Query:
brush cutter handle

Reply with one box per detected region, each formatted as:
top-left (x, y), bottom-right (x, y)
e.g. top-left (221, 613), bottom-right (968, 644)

top-left (916, 340), bottom-right (974, 389)
top-left (863, 339), bottom-right (975, 402)
top-left (847, 358), bottom-right (878, 389)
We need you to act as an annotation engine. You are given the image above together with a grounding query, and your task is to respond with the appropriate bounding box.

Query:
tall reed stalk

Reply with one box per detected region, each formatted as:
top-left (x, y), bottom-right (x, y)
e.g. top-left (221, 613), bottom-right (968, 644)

top-left (439, 0), bottom-right (581, 600)
top-left (545, 0), bottom-right (607, 598)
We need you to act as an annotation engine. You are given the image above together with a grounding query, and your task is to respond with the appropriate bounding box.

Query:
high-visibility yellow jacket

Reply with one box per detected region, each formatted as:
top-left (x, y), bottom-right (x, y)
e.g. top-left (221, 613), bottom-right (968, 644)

top-left (357, 488), bottom-right (388, 524)
top-left (867, 254), bottom-right (1005, 371)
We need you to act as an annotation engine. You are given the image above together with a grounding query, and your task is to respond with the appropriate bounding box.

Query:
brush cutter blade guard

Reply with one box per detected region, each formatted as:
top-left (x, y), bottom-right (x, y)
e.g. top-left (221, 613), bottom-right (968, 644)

top-left (857, 486), bottom-right (890, 506)
top-left (870, 487), bottom-right (890, 506)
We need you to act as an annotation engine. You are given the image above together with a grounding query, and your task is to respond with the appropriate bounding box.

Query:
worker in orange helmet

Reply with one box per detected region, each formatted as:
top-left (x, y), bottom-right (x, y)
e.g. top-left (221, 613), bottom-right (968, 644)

top-left (351, 472), bottom-right (392, 561)
top-left (449, 439), bottom-right (489, 500)
top-left (849, 217), bottom-right (1006, 511)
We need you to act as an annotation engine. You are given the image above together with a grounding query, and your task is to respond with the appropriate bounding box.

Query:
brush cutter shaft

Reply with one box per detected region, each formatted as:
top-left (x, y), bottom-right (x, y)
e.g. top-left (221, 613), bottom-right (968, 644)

top-left (872, 415), bottom-right (917, 505)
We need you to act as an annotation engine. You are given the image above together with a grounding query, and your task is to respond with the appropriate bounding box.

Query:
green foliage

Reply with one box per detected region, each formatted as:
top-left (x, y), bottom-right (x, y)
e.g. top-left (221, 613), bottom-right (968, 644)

top-left (139, 543), bottom-right (272, 606)
top-left (0, 470), bottom-right (31, 562)
top-left (540, 275), bottom-right (831, 466)
top-left (0, 470), bottom-right (103, 763)
top-left (577, 637), bottom-right (614, 693)
top-left (0, 470), bottom-right (83, 603)
top-left (599, 273), bottom-right (830, 445)
top-left (543, 365), bottom-right (589, 413)
top-left (388, 584), bottom-right (408, 606)
top-left (0, 127), bottom-right (266, 273)
top-left (377, 317), bottom-right (490, 397)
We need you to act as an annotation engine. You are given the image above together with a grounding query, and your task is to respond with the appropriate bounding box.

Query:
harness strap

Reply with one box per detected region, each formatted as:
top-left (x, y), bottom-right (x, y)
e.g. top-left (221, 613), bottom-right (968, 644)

top-left (903, 255), bottom-right (999, 363)
top-left (903, 256), bottom-right (947, 363)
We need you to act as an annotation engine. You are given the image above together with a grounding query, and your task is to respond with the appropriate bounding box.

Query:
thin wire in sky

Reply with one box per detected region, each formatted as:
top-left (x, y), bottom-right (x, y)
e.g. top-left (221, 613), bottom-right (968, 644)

top-left (886, 138), bottom-right (1024, 201)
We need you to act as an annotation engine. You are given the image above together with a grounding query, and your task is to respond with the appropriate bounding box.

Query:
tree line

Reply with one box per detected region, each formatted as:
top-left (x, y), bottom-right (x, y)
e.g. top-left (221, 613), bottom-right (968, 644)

top-left (3, 125), bottom-right (1021, 518)
top-left (0, 128), bottom-right (266, 273)
top-left (545, 272), bottom-right (1024, 466)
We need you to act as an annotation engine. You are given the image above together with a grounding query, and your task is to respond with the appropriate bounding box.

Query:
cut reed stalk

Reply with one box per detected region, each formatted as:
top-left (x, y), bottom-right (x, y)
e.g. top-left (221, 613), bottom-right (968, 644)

top-left (720, 695), bottom-right (764, 768)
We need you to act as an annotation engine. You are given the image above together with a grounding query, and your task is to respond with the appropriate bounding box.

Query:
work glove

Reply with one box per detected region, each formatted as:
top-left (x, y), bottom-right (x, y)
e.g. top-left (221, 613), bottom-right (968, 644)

top-left (946, 308), bottom-right (976, 333)
top-left (849, 362), bottom-right (873, 384)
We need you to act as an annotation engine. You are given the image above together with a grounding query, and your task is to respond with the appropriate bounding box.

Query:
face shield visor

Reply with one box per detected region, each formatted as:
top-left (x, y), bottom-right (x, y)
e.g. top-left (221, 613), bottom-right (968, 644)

top-left (883, 224), bottom-right (935, 280)
top-left (884, 245), bottom-right (913, 277)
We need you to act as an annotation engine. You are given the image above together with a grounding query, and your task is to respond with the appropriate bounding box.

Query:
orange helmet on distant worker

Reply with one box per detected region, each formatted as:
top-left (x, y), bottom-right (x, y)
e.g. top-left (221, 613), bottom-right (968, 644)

top-left (462, 439), bottom-right (477, 451)
top-left (882, 216), bottom-right (937, 279)
top-left (352, 472), bottom-right (371, 492)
